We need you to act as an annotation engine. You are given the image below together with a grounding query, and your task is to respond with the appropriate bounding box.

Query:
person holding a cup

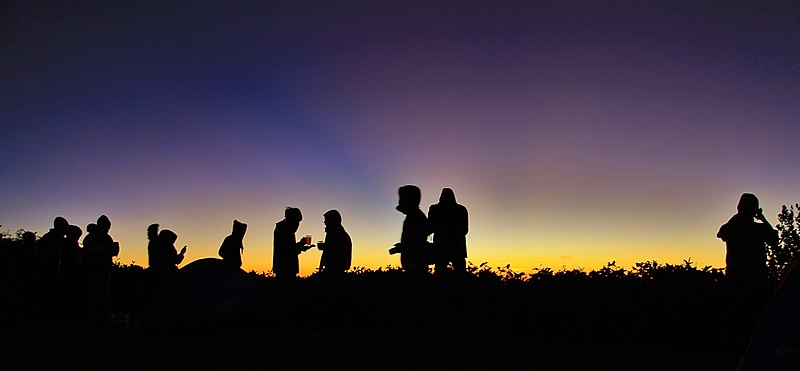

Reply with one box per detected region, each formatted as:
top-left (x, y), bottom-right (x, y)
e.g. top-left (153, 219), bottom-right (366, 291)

top-left (272, 207), bottom-right (314, 279)
top-left (317, 209), bottom-right (352, 276)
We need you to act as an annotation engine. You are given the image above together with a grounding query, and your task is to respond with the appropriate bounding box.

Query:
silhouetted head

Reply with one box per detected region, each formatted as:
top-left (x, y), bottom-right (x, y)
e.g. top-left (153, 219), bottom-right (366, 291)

top-left (285, 207), bottom-right (302, 223)
top-left (439, 188), bottom-right (456, 204)
top-left (323, 209), bottom-right (342, 226)
top-left (86, 223), bottom-right (98, 234)
top-left (159, 229), bottom-right (178, 245)
top-left (97, 215), bottom-right (111, 232)
top-left (737, 193), bottom-right (760, 216)
top-left (284, 207), bottom-right (302, 232)
top-left (66, 225), bottom-right (83, 241)
top-left (397, 185), bottom-right (421, 214)
top-left (147, 223), bottom-right (160, 240)
top-left (22, 231), bottom-right (36, 244)
top-left (53, 216), bottom-right (69, 234)
top-left (232, 219), bottom-right (247, 237)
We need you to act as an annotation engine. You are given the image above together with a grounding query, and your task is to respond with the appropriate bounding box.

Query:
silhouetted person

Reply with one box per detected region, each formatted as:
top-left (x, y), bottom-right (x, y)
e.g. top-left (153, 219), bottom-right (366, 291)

top-left (147, 223), bottom-right (159, 268)
top-left (219, 220), bottom-right (247, 268)
top-left (61, 225), bottom-right (84, 311)
top-left (389, 185), bottom-right (431, 278)
top-left (151, 228), bottom-right (187, 275)
top-left (62, 225), bottom-right (84, 273)
top-left (717, 193), bottom-right (778, 292)
top-left (82, 215), bottom-right (120, 271)
top-left (428, 188), bottom-right (469, 276)
top-left (82, 215), bottom-right (120, 315)
top-left (273, 207), bottom-right (313, 279)
top-left (62, 225), bottom-right (83, 276)
top-left (716, 193), bottom-right (779, 360)
top-left (317, 210), bottom-right (352, 275)
top-left (146, 224), bottom-right (186, 289)
top-left (38, 217), bottom-right (68, 274)
top-left (37, 216), bottom-right (69, 309)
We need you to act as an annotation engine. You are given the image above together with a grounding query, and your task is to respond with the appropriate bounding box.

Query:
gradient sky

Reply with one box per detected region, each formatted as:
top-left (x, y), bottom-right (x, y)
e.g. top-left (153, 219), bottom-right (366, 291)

top-left (2, 1), bottom-right (799, 276)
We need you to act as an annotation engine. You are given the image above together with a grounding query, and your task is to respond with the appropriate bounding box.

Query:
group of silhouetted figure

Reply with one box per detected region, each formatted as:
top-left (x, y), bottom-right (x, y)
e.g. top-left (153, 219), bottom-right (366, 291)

top-left (0, 188), bottom-right (783, 342)
top-left (270, 186), bottom-right (469, 281)
top-left (4, 215), bottom-right (122, 319)
top-left (0, 185), bottom-right (470, 317)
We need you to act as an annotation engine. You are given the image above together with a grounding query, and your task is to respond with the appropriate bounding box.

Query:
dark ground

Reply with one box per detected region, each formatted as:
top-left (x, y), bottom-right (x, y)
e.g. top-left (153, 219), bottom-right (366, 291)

top-left (0, 266), bottom-right (760, 370)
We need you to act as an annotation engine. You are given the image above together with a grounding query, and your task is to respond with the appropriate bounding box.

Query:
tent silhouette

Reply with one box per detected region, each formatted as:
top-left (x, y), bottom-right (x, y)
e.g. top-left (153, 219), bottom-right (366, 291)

top-left (145, 258), bottom-right (270, 323)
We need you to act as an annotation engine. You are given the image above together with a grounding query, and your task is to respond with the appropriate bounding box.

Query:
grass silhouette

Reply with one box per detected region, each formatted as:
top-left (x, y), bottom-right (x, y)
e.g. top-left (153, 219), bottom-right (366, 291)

top-left (0, 229), bottom-right (766, 369)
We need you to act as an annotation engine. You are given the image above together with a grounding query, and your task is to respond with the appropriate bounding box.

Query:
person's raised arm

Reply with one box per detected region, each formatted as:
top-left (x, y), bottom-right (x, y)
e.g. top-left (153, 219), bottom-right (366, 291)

top-left (176, 245), bottom-right (187, 264)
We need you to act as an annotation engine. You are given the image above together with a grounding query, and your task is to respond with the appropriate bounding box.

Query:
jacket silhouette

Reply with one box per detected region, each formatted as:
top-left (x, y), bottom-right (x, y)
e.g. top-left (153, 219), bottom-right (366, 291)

top-left (273, 207), bottom-right (311, 278)
top-left (38, 216), bottom-right (69, 274)
top-left (151, 228), bottom-right (186, 273)
top-left (81, 215), bottom-right (120, 271)
top-left (61, 225), bottom-right (84, 281)
top-left (147, 223), bottom-right (160, 268)
top-left (318, 210), bottom-right (352, 273)
top-left (37, 217), bottom-right (69, 306)
top-left (428, 188), bottom-right (469, 273)
top-left (717, 193), bottom-right (778, 289)
top-left (82, 215), bottom-right (119, 315)
top-left (219, 220), bottom-right (247, 268)
top-left (390, 185), bottom-right (431, 275)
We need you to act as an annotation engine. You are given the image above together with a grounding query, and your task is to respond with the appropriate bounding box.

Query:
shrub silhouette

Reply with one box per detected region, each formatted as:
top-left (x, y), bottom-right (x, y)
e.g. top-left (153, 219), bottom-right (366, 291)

top-left (768, 203), bottom-right (800, 282)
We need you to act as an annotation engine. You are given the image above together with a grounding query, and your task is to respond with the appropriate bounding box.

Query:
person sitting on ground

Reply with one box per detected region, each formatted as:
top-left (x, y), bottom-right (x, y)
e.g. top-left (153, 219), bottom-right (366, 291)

top-left (219, 220), bottom-right (247, 268)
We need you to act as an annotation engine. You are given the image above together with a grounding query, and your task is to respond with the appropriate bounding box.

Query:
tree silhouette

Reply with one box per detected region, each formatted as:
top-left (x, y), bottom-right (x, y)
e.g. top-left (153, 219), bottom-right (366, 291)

top-left (768, 203), bottom-right (800, 281)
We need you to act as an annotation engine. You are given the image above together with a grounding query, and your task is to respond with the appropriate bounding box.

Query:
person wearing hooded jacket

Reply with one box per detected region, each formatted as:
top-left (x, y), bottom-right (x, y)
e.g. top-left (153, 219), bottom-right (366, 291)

top-left (428, 188), bottom-right (469, 275)
top-left (317, 210), bottom-right (352, 275)
top-left (81, 215), bottom-right (120, 271)
top-left (146, 224), bottom-right (186, 290)
top-left (219, 220), bottom-right (247, 268)
top-left (273, 207), bottom-right (313, 279)
top-left (153, 228), bottom-right (186, 273)
top-left (38, 216), bottom-right (69, 308)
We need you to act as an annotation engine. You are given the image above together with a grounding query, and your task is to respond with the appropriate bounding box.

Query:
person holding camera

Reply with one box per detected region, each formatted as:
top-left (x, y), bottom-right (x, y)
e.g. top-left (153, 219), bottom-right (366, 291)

top-left (717, 193), bottom-right (778, 291)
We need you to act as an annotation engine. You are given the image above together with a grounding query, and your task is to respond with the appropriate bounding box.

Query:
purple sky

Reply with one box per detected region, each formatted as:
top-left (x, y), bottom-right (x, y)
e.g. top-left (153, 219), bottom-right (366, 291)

top-left (2, 1), bottom-right (799, 274)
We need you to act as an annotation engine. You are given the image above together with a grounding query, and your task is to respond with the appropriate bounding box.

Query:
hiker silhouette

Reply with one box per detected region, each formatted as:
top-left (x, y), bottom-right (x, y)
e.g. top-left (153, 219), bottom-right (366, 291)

top-left (153, 227), bottom-right (187, 272)
top-left (37, 216), bottom-right (69, 309)
top-left (82, 215), bottom-right (120, 315)
top-left (389, 185), bottom-right (431, 277)
top-left (219, 220), bottom-right (247, 268)
top-left (147, 224), bottom-right (186, 291)
top-left (147, 223), bottom-right (160, 269)
top-left (82, 215), bottom-right (120, 271)
top-left (273, 207), bottom-right (313, 279)
top-left (61, 225), bottom-right (84, 291)
top-left (317, 209), bottom-right (352, 275)
top-left (428, 188), bottom-right (469, 276)
top-left (717, 193), bottom-right (778, 291)
top-left (38, 216), bottom-right (68, 275)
